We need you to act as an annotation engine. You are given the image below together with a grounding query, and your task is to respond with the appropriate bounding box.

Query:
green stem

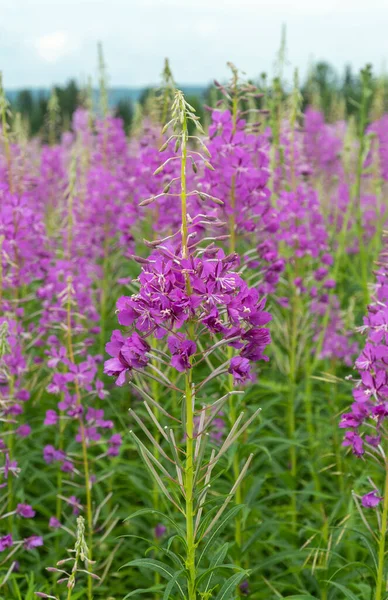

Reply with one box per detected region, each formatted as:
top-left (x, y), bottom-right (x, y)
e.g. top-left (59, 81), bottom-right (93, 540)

top-left (185, 373), bottom-right (196, 600)
top-left (354, 67), bottom-right (372, 308)
top-left (0, 78), bottom-right (13, 194)
top-left (227, 85), bottom-right (243, 560)
top-left (66, 285), bottom-right (93, 600)
top-left (99, 236), bottom-right (109, 356)
top-left (151, 355), bottom-right (161, 599)
top-left (179, 97), bottom-right (196, 598)
top-left (229, 384), bottom-right (242, 549)
top-left (7, 376), bottom-right (15, 532)
top-left (228, 79), bottom-right (238, 255)
top-left (288, 284), bottom-right (298, 531)
top-left (181, 111), bottom-right (188, 260)
top-left (375, 458), bottom-right (388, 600)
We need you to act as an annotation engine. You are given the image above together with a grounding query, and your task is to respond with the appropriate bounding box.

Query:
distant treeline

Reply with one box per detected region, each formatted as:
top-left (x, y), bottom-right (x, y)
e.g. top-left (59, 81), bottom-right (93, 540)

top-left (7, 62), bottom-right (388, 140)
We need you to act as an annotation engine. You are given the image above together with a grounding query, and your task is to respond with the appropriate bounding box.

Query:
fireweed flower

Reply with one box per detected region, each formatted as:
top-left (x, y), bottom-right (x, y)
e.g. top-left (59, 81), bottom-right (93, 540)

top-left (16, 504), bottom-right (35, 518)
top-left (340, 238), bottom-right (388, 600)
top-left (104, 90), bottom-right (270, 598)
top-left (340, 247), bottom-right (388, 458)
top-left (104, 245), bottom-right (271, 386)
top-left (23, 536), bottom-right (43, 550)
top-left (49, 517), bottom-right (62, 529)
top-left (0, 534), bottom-right (13, 552)
top-left (361, 490), bottom-right (383, 508)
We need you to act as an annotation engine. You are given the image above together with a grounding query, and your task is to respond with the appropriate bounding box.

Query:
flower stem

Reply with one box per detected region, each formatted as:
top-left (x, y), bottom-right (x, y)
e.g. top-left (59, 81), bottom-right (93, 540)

top-left (228, 75), bottom-right (238, 255)
top-left (375, 457), bottom-right (388, 600)
top-left (151, 354), bottom-right (161, 599)
top-left (0, 74), bottom-right (13, 194)
top-left (66, 280), bottom-right (93, 600)
top-left (181, 106), bottom-right (189, 260)
top-left (228, 377), bottom-right (242, 552)
top-left (185, 372), bottom-right (196, 600)
top-left (288, 284), bottom-right (298, 532)
top-left (178, 94), bottom-right (196, 598)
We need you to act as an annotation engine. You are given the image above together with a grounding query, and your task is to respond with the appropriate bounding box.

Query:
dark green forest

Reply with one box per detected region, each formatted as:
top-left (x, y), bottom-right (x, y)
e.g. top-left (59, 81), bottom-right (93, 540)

top-left (6, 61), bottom-right (388, 139)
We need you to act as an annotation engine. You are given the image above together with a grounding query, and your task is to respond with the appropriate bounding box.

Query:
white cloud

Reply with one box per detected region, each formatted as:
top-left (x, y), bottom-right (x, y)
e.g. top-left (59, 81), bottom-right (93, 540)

top-left (34, 31), bottom-right (73, 63)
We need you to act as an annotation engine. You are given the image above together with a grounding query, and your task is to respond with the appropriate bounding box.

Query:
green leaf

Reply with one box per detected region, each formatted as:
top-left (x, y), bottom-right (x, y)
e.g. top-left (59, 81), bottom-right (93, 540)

top-left (214, 572), bottom-right (249, 600)
top-left (162, 568), bottom-right (186, 600)
top-left (123, 586), bottom-right (164, 599)
top-left (196, 564), bottom-right (243, 587)
top-left (120, 559), bottom-right (185, 598)
top-left (198, 505), bottom-right (244, 566)
top-left (120, 557), bottom-right (172, 578)
top-left (283, 596), bottom-right (320, 599)
top-left (144, 542), bottom-right (185, 569)
top-left (324, 581), bottom-right (361, 600)
top-left (124, 508), bottom-right (185, 537)
top-left (201, 543), bottom-right (229, 593)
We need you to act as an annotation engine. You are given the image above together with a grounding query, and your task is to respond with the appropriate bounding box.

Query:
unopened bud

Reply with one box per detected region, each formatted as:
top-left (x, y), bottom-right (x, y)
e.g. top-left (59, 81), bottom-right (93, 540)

top-left (139, 196), bottom-right (156, 207)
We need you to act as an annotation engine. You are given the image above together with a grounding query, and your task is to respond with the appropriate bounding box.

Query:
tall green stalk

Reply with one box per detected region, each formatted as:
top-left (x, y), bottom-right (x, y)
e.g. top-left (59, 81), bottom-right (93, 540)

top-left (375, 458), bottom-right (388, 600)
top-left (0, 73), bottom-right (13, 194)
top-left (185, 373), bottom-right (196, 599)
top-left (180, 96), bottom-right (196, 599)
top-left (354, 65), bottom-right (373, 308)
top-left (288, 284), bottom-right (298, 531)
top-left (66, 281), bottom-right (93, 600)
top-left (226, 68), bottom-right (244, 556)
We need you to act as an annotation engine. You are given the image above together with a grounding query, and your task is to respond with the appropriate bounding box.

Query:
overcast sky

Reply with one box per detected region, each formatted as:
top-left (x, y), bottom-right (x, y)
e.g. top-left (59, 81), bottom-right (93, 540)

top-left (2, 0), bottom-right (388, 89)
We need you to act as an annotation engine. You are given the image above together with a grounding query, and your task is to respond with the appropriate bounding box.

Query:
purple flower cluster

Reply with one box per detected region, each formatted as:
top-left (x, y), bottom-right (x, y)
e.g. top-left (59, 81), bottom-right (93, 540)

top-left (340, 245), bottom-right (388, 505)
top-left (105, 245), bottom-right (271, 386)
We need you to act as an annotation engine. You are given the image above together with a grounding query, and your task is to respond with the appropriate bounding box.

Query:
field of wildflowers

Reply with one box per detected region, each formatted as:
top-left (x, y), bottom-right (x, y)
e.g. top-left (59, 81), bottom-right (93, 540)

top-left (1, 53), bottom-right (388, 600)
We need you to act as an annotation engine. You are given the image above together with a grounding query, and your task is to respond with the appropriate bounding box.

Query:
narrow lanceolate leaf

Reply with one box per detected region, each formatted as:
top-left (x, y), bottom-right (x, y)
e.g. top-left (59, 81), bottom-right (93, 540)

top-left (194, 406), bottom-right (206, 460)
top-left (129, 382), bottom-right (181, 422)
top-left (143, 401), bottom-right (169, 441)
top-left (129, 409), bottom-right (175, 464)
top-left (121, 560), bottom-right (185, 598)
top-left (136, 444), bottom-right (184, 514)
top-left (324, 581), bottom-right (361, 600)
top-left (196, 564), bottom-right (244, 587)
top-left (130, 430), bottom-right (180, 487)
top-left (162, 568), bottom-right (186, 600)
top-left (211, 412), bottom-right (245, 465)
top-left (198, 505), bottom-right (245, 565)
top-left (123, 585), bottom-right (164, 599)
top-left (193, 433), bottom-right (209, 487)
top-left (194, 449), bottom-right (216, 536)
top-left (202, 543), bottom-right (230, 593)
top-left (214, 572), bottom-right (249, 600)
top-left (168, 429), bottom-right (184, 487)
top-left (201, 454), bottom-right (253, 541)
top-left (213, 409), bottom-right (261, 464)
top-left (283, 596), bottom-right (320, 599)
top-left (194, 393), bottom-right (237, 441)
top-left (124, 508), bottom-right (185, 537)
